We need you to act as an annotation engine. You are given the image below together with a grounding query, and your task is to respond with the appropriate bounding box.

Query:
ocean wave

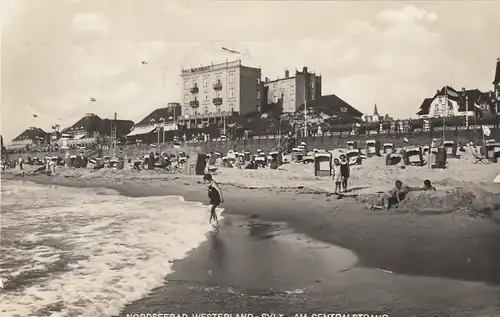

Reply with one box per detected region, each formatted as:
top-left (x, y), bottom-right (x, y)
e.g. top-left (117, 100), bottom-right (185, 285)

top-left (0, 180), bottom-right (222, 317)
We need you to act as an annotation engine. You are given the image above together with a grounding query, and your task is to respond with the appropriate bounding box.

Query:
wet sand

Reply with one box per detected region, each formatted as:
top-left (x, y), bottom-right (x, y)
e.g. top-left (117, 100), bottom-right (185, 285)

top-left (3, 173), bottom-right (500, 316)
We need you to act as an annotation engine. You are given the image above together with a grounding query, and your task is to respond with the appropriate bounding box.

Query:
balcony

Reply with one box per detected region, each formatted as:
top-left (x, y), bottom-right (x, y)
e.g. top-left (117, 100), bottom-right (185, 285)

top-left (212, 97), bottom-right (223, 106)
top-left (190, 100), bottom-right (199, 108)
top-left (213, 81), bottom-right (223, 91)
top-left (190, 85), bottom-right (199, 94)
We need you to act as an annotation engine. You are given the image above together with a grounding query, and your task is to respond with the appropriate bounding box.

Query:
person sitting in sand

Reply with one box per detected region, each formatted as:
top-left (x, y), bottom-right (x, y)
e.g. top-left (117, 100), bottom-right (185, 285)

top-left (422, 179), bottom-right (436, 191)
top-left (372, 180), bottom-right (410, 210)
top-left (204, 173), bottom-right (224, 227)
top-left (332, 158), bottom-right (342, 194)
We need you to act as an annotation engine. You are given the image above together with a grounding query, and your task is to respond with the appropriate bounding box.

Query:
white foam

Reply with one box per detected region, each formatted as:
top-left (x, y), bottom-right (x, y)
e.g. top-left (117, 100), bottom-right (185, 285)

top-left (0, 180), bottom-right (222, 317)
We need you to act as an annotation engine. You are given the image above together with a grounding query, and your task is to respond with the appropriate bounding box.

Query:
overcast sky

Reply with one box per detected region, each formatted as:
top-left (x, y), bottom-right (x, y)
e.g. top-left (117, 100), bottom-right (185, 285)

top-left (1, 0), bottom-right (499, 141)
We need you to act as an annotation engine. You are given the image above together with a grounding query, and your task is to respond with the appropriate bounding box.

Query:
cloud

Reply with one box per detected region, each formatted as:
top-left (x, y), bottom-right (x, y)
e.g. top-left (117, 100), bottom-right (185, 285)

top-left (376, 5), bottom-right (438, 24)
top-left (71, 13), bottom-right (109, 34)
top-left (2, 1), bottom-right (499, 142)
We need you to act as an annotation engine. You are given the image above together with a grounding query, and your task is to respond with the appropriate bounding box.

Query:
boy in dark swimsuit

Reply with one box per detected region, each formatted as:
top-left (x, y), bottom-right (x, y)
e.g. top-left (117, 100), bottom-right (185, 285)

top-left (339, 154), bottom-right (350, 193)
top-left (203, 174), bottom-right (224, 227)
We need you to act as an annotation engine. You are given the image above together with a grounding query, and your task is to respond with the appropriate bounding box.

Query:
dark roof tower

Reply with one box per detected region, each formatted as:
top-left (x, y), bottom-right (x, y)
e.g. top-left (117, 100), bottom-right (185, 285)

top-left (494, 57), bottom-right (500, 85)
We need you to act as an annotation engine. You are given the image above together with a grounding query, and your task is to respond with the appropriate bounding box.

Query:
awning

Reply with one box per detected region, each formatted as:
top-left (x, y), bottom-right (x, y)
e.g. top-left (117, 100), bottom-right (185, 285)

top-left (127, 125), bottom-right (156, 137)
top-left (73, 134), bottom-right (86, 139)
top-left (163, 123), bottom-right (178, 131)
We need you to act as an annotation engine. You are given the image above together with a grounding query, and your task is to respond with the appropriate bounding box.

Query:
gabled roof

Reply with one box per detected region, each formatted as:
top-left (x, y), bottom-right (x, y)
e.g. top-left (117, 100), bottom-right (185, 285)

top-left (417, 88), bottom-right (489, 116)
top-left (456, 89), bottom-right (484, 112)
top-left (12, 127), bottom-right (47, 142)
top-left (494, 58), bottom-right (500, 84)
top-left (417, 98), bottom-right (433, 115)
top-left (301, 93), bottom-right (363, 118)
top-left (64, 114), bottom-right (102, 133)
top-left (99, 119), bottom-right (135, 137)
top-left (136, 105), bottom-right (182, 126)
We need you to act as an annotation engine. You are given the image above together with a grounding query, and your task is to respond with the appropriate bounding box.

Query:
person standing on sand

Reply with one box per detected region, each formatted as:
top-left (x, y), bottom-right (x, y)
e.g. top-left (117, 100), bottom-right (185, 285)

top-left (339, 154), bottom-right (350, 193)
top-left (204, 173), bottom-right (224, 227)
top-left (332, 158), bottom-right (342, 194)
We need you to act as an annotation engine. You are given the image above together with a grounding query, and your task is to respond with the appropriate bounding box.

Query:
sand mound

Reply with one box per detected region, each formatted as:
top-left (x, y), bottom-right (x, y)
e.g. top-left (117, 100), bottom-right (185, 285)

top-left (395, 187), bottom-right (500, 217)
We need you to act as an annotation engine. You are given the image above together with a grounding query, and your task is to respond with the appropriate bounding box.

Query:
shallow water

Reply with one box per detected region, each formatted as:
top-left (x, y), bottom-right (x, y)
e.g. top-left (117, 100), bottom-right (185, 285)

top-left (0, 180), bottom-right (220, 317)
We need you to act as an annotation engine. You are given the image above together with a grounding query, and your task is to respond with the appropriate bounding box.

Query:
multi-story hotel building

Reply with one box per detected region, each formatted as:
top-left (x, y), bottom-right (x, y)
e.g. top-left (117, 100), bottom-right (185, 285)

top-left (178, 60), bottom-right (262, 129)
top-left (263, 66), bottom-right (322, 113)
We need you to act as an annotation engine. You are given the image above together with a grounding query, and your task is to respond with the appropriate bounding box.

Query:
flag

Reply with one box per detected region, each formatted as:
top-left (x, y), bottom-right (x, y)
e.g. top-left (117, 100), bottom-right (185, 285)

top-left (403, 137), bottom-right (409, 143)
top-left (482, 125), bottom-right (491, 137)
top-left (222, 47), bottom-right (241, 54)
top-left (90, 98), bottom-right (96, 102)
top-left (33, 114), bottom-right (38, 118)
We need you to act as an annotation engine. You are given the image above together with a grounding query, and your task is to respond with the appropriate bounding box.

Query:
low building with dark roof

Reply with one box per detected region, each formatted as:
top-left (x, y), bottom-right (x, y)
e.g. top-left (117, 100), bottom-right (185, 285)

top-left (416, 86), bottom-right (495, 119)
top-left (127, 103), bottom-right (183, 143)
top-left (62, 113), bottom-right (102, 139)
top-left (303, 93), bottom-right (363, 120)
top-left (7, 127), bottom-right (48, 150)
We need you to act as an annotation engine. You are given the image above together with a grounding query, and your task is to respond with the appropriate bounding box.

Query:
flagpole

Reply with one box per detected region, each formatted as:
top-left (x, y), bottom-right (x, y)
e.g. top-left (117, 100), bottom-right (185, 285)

top-left (442, 87), bottom-right (447, 143)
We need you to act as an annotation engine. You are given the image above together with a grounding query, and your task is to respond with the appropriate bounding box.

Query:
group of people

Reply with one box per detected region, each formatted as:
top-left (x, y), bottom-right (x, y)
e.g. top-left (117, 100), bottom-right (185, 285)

top-left (332, 154), bottom-right (350, 194)
top-left (371, 179), bottom-right (436, 210)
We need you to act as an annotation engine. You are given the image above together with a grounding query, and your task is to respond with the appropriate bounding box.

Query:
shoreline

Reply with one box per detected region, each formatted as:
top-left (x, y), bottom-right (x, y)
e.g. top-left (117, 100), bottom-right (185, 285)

top-left (4, 172), bottom-right (500, 285)
top-left (4, 173), bottom-right (500, 316)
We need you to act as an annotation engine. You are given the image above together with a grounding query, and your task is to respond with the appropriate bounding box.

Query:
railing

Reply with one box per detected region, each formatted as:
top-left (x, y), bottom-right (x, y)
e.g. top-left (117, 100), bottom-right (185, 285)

top-left (212, 97), bottom-right (223, 105)
top-left (189, 100), bottom-right (199, 107)
top-left (213, 82), bottom-right (223, 90)
top-left (190, 85), bottom-right (199, 94)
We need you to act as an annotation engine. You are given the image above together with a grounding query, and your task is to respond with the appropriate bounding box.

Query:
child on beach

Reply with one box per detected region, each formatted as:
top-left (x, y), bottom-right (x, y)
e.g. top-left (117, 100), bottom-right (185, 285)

top-left (332, 158), bottom-right (342, 193)
top-left (339, 154), bottom-right (350, 193)
top-left (204, 173), bottom-right (224, 227)
top-left (423, 179), bottom-right (436, 191)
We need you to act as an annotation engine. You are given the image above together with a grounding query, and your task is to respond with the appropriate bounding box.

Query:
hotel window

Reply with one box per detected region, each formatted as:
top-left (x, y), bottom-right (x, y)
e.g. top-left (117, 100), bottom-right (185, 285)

top-left (290, 86), bottom-right (295, 95)
top-left (229, 73), bottom-right (235, 83)
top-left (273, 84), bottom-right (276, 91)
top-left (184, 95), bottom-right (189, 104)
top-left (204, 107), bottom-right (209, 114)
top-left (273, 95), bottom-right (278, 103)
top-left (184, 81), bottom-right (189, 90)
top-left (229, 104), bottom-right (234, 113)
top-left (229, 88), bottom-right (236, 98)
top-left (204, 92), bottom-right (209, 101)
top-left (203, 77), bottom-right (208, 87)
top-left (216, 75), bottom-right (221, 84)
top-left (257, 90), bottom-right (261, 100)
top-left (192, 79), bottom-right (197, 87)
top-left (256, 78), bottom-right (261, 84)
top-left (216, 106), bottom-right (221, 113)
top-left (216, 91), bottom-right (220, 97)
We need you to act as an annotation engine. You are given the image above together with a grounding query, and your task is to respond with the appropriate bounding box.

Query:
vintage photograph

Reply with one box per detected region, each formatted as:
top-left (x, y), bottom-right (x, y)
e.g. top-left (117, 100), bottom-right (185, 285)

top-left (1, 0), bottom-right (500, 316)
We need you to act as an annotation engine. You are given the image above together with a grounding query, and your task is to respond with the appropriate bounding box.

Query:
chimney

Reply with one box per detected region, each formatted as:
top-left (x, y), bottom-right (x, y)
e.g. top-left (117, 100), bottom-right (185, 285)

top-left (114, 112), bottom-right (117, 120)
top-left (285, 69), bottom-right (289, 78)
top-left (302, 66), bottom-right (308, 74)
top-left (265, 77), bottom-right (269, 82)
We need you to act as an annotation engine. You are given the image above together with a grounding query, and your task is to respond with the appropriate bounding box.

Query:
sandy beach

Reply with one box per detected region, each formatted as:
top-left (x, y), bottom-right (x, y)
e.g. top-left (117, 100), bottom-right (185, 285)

top-left (3, 152), bottom-right (500, 316)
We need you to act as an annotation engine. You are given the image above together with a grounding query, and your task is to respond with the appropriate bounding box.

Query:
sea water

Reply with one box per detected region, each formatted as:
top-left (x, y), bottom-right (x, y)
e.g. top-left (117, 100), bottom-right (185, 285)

top-left (0, 180), bottom-right (219, 317)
